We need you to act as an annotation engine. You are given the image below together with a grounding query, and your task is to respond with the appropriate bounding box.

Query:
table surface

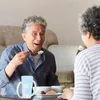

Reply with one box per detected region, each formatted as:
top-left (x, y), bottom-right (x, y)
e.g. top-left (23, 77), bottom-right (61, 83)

top-left (0, 95), bottom-right (31, 100)
top-left (0, 95), bottom-right (59, 100)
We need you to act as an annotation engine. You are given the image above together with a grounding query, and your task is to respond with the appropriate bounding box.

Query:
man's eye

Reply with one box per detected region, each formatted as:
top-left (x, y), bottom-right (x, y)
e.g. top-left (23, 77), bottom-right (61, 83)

top-left (32, 33), bottom-right (37, 36)
top-left (40, 32), bottom-right (44, 35)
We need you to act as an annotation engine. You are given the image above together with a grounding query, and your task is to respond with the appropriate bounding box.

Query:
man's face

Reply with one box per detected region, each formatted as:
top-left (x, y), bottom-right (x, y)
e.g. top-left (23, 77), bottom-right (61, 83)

top-left (22, 24), bottom-right (45, 53)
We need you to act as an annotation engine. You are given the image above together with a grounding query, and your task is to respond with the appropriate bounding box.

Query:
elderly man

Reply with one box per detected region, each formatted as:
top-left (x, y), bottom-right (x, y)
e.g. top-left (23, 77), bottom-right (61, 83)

top-left (59, 5), bottom-right (100, 100)
top-left (0, 15), bottom-right (59, 96)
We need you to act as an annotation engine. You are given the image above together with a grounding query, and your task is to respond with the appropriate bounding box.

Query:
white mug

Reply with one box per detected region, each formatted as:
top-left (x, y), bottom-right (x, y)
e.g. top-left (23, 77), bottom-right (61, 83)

top-left (16, 76), bottom-right (37, 98)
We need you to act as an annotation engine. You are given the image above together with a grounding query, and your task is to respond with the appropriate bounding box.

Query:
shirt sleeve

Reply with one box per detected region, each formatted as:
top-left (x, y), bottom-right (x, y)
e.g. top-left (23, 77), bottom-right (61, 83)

top-left (72, 53), bottom-right (92, 100)
top-left (72, 70), bottom-right (92, 100)
top-left (0, 49), bottom-right (10, 88)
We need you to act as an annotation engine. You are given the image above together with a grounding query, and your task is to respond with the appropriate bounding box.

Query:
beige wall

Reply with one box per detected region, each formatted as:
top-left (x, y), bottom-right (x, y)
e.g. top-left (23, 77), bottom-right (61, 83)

top-left (0, 0), bottom-right (99, 45)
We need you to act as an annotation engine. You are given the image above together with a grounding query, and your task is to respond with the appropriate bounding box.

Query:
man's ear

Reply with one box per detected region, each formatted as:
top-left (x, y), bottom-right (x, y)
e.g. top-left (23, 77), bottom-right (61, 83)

top-left (22, 33), bottom-right (26, 41)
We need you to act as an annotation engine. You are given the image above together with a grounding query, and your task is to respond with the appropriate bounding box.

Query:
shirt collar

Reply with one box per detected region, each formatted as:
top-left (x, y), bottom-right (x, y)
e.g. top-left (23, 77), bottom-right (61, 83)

top-left (23, 42), bottom-right (30, 52)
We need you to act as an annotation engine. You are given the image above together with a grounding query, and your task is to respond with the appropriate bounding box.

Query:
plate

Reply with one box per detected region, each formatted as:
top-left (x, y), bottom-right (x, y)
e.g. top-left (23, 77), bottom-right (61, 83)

top-left (32, 93), bottom-right (62, 100)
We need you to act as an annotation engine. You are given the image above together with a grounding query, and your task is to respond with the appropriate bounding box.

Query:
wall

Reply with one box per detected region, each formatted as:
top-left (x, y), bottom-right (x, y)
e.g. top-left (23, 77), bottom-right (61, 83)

top-left (0, 0), bottom-right (99, 45)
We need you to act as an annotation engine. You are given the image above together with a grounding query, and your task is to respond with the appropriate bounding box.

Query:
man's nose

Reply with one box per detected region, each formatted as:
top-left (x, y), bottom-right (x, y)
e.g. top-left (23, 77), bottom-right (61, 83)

top-left (36, 34), bottom-right (41, 41)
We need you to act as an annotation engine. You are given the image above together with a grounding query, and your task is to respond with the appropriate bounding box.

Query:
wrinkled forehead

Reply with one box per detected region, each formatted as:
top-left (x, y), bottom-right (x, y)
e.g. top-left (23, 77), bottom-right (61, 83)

top-left (25, 24), bottom-right (46, 33)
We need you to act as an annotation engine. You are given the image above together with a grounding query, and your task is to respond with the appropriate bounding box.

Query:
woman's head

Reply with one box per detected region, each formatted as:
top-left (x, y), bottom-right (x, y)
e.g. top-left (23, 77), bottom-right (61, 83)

top-left (78, 5), bottom-right (100, 47)
top-left (79, 5), bottom-right (100, 40)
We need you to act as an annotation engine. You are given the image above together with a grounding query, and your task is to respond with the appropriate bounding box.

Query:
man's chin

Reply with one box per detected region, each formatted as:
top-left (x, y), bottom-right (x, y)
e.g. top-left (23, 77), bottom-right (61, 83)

top-left (33, 46), bottom-right (42, 51)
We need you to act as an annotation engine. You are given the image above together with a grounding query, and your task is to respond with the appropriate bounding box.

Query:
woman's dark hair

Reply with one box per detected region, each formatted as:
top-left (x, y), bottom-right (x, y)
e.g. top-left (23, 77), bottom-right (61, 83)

top-left (79, 5), bottom-right (100, 40)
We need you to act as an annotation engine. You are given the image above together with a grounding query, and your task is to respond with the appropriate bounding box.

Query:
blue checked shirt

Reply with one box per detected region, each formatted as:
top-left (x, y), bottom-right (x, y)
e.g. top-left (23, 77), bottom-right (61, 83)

top-left (0, 43), bottom-right (59, 96)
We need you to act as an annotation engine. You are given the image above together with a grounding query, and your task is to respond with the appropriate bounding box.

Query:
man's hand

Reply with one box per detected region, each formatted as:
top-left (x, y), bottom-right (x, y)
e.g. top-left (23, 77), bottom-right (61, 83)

top-left (11, 51), bottom-right (30, 67)
top-left (5, 51), bottom-right (30, 78)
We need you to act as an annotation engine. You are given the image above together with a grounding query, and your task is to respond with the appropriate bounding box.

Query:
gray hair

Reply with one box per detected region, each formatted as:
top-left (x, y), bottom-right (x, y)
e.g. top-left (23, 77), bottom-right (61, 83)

top-left (22, 15), bottom-right (47, 33)
top-left (78, 5), bottom-right (100, 40)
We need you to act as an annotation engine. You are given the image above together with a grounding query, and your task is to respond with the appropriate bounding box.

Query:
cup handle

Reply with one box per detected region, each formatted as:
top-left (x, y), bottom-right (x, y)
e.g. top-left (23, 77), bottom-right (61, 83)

top-left (30, 81), bottom-right (37, 96)
top-left (16, 82), bottom-right (23, 98)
